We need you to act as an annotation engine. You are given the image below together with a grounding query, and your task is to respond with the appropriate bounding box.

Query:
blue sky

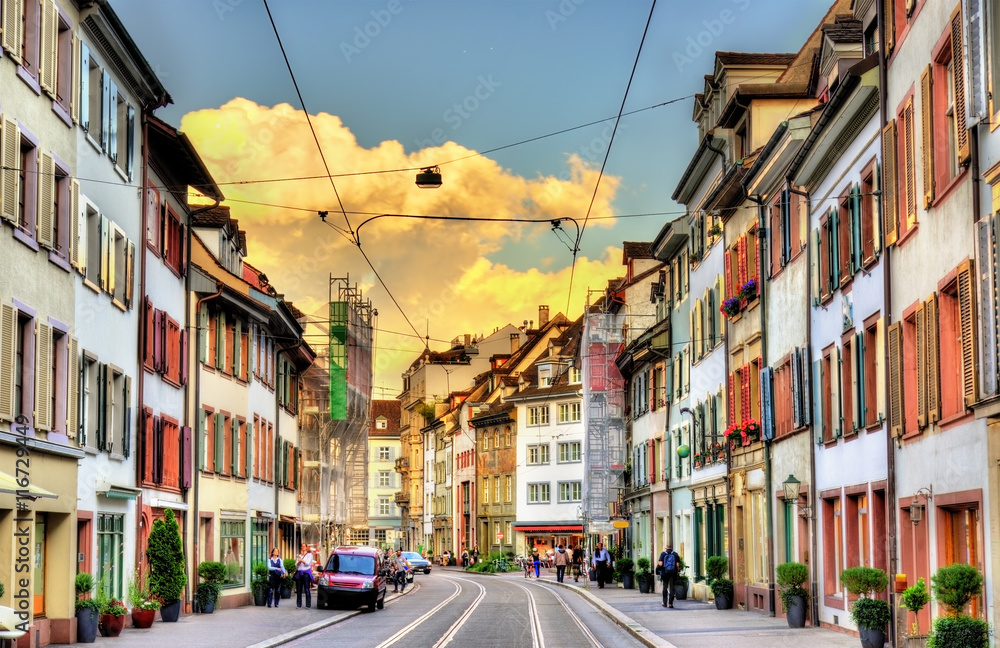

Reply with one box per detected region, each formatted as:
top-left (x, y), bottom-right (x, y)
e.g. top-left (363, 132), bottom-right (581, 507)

top-left (113, 0), bottom-right (833, 392)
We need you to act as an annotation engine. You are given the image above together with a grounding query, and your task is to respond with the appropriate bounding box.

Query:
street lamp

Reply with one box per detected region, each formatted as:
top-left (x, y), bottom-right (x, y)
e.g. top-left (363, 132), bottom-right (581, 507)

top-left (416, 166), bottom-right (442, 188)
top-left (909, 486), bottom-right (933, 525)
top-left (782, 474), bottom-right (812, 519)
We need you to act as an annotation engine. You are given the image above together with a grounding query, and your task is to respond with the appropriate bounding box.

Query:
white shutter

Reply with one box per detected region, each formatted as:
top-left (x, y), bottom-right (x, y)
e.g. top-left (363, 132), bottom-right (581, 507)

top-left (0, 304), bottom-right (16, 420)
top-left (101, 70), bottom-right (110, 152)
top-left (71, 33), bottom-right (81, 124)
top-left (67, 336), bottom-right (78, 439)
top-left (35, 322), bottom-right (53, 431)
top-left (39, 0), bottom-right (57, 96)
top-left (1, 116), bottom-right (20, 223)
top-left (69, 180), bottom-right (80, 266)
top-left (963, 0), bottom-right (987, 124)
top-left (976, 216), bottom-right (998, 398)
top-left (79, 42), bottom-right (90, 131)
top-left (0, 0), bottom-right (24, 61)
top-left (37, 152), bottom-right (56, 249)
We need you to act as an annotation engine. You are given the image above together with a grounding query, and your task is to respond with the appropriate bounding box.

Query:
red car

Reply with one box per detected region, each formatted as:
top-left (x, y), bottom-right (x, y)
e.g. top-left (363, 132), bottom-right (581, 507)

top-left (316, 546), bottom-right (388, 612)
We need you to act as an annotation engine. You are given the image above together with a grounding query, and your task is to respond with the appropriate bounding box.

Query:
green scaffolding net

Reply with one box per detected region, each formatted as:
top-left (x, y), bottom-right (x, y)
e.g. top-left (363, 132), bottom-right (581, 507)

top-left (329, 301), bottom-right (347, 420)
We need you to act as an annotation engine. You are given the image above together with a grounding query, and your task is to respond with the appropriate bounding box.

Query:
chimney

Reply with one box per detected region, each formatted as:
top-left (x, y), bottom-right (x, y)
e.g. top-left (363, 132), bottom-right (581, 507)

top-left (538, 305), bottom-right (549, 326)
top-left (464, 333), bottom-right (471, 347)
top-left (510, 333), bottom-right (520, 353)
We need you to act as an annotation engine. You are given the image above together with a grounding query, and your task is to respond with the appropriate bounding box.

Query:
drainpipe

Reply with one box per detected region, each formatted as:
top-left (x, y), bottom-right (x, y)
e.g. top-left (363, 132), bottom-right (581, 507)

top-left (787, 184), bottom-right (819, 627)
top-left (876, 3), bottom-right (899, 647)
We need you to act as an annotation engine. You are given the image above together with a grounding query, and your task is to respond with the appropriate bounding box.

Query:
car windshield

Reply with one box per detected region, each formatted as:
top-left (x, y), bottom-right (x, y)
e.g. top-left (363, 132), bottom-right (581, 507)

top-left (325, 554), bottom-right (376, 575)
top-left (402, 552), bottom-right (424, 562)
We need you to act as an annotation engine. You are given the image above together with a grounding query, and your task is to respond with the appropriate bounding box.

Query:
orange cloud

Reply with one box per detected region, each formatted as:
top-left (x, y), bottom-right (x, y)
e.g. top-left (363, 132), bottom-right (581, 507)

top-left (180, 98), bottom-right (626, 388)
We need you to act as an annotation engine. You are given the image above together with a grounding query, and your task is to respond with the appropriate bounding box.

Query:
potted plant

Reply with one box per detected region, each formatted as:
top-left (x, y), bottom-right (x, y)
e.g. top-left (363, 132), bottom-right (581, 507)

top-left (900, 577), bottom-right (930, 646)
top-left (251, 562), bottom-right (270, 607)
top-left (146, 509), bottom-right (186, 622)
top-left (708, 223), bottom-right (722, 238)
top-left (720, 296), bottom-right (742, 319)
top-left (740, 278), bottom-right (758, 301)
top-left (674, 557), bottom-right (689, 601)
top-left (929, 564), bottom-right (987, 648)
top-left (282, 558), bottom-right (297, 599)
top-left (127, 568), bottom-right (160, 628)
top-left (841, 566), bottom-right (891, 648)
top-left (742, 419), bottom-right (761, 444)
top-left (97, 590), bottom-right (128, 638)
top-left (74, 572), bottom-right (100, 643)
top-left (777, 561), bottom-right (810, 628)
top-left (616, 557), bottom-right (635, 590)
top-left (196, 561), bottom-right (227, 614)
top-left (706, 556), bottom-right (732, 609)
top-left (635, 557), bottom-right (653, 594)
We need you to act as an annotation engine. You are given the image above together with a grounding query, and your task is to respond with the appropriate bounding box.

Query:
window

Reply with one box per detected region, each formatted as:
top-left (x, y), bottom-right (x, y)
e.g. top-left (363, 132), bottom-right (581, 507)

top-left (55, 11), bottom-right (72, 113)
top-left (504, 475), bottom-right (511, 502)
top-left (558, 481), bottom-right (582, 502)
top-left (842, 335), bottom-right (855, 436)
top-left (81, 353), bottom-right (99, 448)
top-left (527, 444), bottom-right (550, 465)
top-left (846, 492), bottom-right (871, 569)
top-left (899, 97), bottom-right (917, 233)
top-left (378, 470), bottom-right (390, 487)
top-left (558, 441), bottom-right (582, 462)
top-left (376, 417), bottom-right (387, 429)
top-left (557, 402), bottom-right (580, 423)
top-left (17, 131), bottom-right (39, 242)
top-left (569, 367), bottom-right (582, 383)
top-left (82, 46), bottom-right (105, 146)
top-left (527, 482), bottom-right (550, 504)
top-left (937, 263), bottom-right (978, 419)
top-left (527, 405), bottom-right (548, 426)
top-left (504, 426), bottom-right (511, 446)
top-left (482, 477), bottom-right (489, 504)
top-left (860, 164), bottom-right (879, 266)
top-left (378, 497), bottom-right (392, 516)
top-left (378, 446), bottom-right (391, 461)
top-left (162, 205), bottom-right (185, 276)
top-left (864, 319), bottom-right (882, 427)
top-left (724, 231), bottom-right (759, 303)
top-left (493, 476), bottom-right (500, 503)
top-left (97, 513), bottom-right (124, 599)
top-left (114, 90), bottom-right (135, 179)
top-left (220, 519), bottom-right (246, 586)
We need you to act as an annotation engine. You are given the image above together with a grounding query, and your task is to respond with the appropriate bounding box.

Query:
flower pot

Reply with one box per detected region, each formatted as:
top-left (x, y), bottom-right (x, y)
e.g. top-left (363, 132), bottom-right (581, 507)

top-left (281, 585), bottom-right (292, 599)
top-left (637, 577), bottom-right (651, 594)
top-left (621, 574), bottom-right (634, 590)
top-left (131, 609), bottom-right (156, 629)
top-left (674, 581), bottom-right (688, 600)
top-left (99, 614), bottom-right (125, 637)
top-left (253, 587), bottom-right (269, 606)
top-left (76, 609), bottom-right (99, 643)
top-left (786, 594), bottom-right (807, 628)
top-left (200, 598), bottom-right (216, 614)
top-left (859, 626), bottom-right (886, 648)
top-left (903, 635), bottom-right (929, 648)
top-left (714, 593), bottom-right (733, 610)
top-left (159, 600), bottom-right (181, 622)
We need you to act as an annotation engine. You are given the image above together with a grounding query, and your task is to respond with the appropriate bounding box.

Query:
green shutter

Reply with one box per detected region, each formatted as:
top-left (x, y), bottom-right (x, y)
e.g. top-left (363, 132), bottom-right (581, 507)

top-left (855, 331), bottom-right (866, 430)
top-left (214, 414), bottom-right (223, 473)
top-left (198, 409), bottom-right (206, 470)
top-left (198, 306), bottom-right (208, 363)
top-left (231, 416), bottom-right (239, 475)
top-left (813, 359), bottom-right (824, 444)
top-left (850, 185), bottom-right (862, 274)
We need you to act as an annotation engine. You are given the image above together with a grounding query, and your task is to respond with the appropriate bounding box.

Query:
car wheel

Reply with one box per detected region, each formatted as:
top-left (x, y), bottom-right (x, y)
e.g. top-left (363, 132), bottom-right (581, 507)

top-left (376, 592), bottom-right (385, 610)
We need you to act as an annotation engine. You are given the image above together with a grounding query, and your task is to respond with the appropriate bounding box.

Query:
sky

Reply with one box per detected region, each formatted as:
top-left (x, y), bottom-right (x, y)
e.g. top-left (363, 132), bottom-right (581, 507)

top-left (112, 0), bottom-right (832, 398)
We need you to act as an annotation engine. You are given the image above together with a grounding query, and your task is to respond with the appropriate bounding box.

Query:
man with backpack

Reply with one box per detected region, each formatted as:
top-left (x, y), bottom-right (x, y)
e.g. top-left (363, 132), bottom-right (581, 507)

top-left (657, 543), bottom-right (681, 608)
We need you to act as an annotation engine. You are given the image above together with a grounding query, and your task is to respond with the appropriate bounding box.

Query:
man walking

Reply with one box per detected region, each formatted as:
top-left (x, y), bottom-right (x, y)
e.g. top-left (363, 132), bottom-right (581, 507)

top-left (657, 543), bottom-right (681, 608)
top-left (392, 548), bottom-right (409, 593)
top-left (592, 542), bottom-right (612, 589)
top-left (553, 544), bottom-right (569, 582)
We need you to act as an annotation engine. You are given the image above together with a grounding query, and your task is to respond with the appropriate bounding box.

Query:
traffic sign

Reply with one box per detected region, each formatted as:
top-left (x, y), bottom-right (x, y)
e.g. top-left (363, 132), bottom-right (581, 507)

top-left (496, 532), bottom-right (503, 541)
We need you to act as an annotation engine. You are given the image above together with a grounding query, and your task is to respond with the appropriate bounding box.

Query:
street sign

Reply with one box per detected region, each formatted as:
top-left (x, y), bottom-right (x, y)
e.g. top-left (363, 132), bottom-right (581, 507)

top-left (496, 532), bottom-right (503, 542)
top-left (612, 519), bottom-right (630, 529)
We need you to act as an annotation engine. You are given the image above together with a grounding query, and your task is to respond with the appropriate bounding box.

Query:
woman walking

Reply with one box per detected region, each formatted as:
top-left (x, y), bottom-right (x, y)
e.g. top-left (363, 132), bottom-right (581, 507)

top-left (294, 543), bottom-right (315, 608)
top-left (266, 548), bottom-right (285, 608)
top-left (531, 546), bottom-right (541, 578)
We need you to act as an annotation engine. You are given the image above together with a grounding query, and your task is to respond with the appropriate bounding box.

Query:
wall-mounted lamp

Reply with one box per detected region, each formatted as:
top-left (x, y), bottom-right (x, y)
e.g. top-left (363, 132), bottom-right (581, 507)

top-left (909, 486), bottom-right (933, 525)
top-left (782, 474), bottom-right (813, 519)
top-left (416, 166), bottom-right (442, 188)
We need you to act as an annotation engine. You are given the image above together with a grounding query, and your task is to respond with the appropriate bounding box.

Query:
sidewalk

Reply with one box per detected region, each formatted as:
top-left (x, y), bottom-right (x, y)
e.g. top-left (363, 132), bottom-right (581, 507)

top-left (498, 567), bottom-right (863, 648)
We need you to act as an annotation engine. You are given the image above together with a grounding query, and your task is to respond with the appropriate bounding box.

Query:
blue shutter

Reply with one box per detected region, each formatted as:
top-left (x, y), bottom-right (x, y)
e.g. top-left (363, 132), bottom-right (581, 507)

top-left (760, 366), bottom-right (774, 441)
top-left (800, 347), bottom-right (811, 426)
top-left (791, 348), bottom-right (802, 428)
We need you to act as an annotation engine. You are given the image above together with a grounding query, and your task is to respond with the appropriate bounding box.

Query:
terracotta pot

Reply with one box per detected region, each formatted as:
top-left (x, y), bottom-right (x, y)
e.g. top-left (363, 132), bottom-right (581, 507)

top-left (131, 609), bottom-right (156, 629)
top-left (99, 614), bottom-right (125, 637)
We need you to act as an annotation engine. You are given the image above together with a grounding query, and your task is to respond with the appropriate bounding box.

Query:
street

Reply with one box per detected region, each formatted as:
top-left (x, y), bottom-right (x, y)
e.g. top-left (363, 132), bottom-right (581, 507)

top-left (284, 571), bottom-right (646, 648)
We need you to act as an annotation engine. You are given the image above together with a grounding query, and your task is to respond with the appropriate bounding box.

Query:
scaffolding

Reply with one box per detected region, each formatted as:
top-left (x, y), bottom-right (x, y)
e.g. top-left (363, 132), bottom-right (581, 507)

top-left (582, 307), bottom-right (627, 524)
top-left (297, 276), bottom-right (376, 555)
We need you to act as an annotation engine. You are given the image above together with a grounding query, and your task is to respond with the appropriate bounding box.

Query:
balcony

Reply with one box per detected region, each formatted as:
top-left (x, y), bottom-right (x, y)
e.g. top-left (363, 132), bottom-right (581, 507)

top-left (395, 457), bottom-right (409, 472)
top-left (395, 491), bottom-right (410, 504)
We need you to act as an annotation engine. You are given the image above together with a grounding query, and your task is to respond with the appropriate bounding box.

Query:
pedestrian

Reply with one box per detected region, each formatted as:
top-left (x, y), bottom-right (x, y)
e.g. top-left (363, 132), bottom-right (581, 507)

top-left (294, 543), bottom-right (314, 608)
top-left (531, 545), bottom-right (541, 578)
top-left (461, 545), bottom-right (469, 567)
top-left (592, 542), bottom-right (612, 589)
top-left (266, 547), bottom-right (285, 608)
top-left (657, 543), bottom-right (681, 608)
top-left (572, 544), bottom-right (584, 582)
top-left (392, 548), bottom-right (409, 593)
top-left (472, 546), bottom-right (479, 565)
top-left (553, 544), bottom-right (569, 583)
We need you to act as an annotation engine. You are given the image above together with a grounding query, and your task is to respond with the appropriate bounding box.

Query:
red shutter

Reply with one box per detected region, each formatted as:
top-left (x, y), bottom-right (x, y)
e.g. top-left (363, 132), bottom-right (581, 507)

top-left (180, 328), bottom-right (189, 386)
top-left (728, 377), bottom-right (736, 425)
top-left (741, 364), bottom-right (751, 421)
top-left (725, 249), bottom-right (733, 299)
top-left (180, 425), bottom-right (192, 489)
top-left (738, 236), bottom-right (748, 286)
top-left (152, 309), bottom-right (163, 372)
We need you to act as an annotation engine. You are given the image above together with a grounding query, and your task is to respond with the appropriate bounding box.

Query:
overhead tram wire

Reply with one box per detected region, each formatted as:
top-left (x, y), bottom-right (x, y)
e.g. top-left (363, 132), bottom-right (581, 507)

top-left (263, 0), bottom-right (424, 345)
top-left (566, 0), bottom-right (657, 316)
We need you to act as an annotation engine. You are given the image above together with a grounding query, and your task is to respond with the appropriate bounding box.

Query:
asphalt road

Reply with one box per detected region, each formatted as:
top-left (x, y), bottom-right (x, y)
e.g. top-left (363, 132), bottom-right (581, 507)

top-left (282, 571), bottom-right (648, 648)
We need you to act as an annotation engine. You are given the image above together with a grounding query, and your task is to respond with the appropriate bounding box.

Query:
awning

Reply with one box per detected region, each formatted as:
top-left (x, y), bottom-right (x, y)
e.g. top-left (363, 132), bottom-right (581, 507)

top-left (0, 470), bottom-right (57, 499)
top-left (512, 524), bottom-right (583, 533)
top-left (97, 484), bottom-right (141, 500)
top-left (149, 498), bottom-right (188, 511)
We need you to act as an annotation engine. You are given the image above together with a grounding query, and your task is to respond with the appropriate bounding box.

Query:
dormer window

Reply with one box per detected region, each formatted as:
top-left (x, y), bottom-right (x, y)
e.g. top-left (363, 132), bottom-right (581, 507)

top-left (376, 417), bottom-right (387, 430)
top-left (538, 366), bottom-right (552, 387)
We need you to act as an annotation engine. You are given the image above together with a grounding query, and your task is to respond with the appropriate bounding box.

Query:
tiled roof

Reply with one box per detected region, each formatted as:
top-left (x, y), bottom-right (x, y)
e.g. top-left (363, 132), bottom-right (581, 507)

top-left (716, 51), bottom-right (796, 66)
top-left (190, 206), bottom-right (232, 228)
top-left (823, 15), bottom-right (862, 42)
top-left (622, 241), bottom-right (654, 260)
top-left (370, 400), bottom-right (401, 436)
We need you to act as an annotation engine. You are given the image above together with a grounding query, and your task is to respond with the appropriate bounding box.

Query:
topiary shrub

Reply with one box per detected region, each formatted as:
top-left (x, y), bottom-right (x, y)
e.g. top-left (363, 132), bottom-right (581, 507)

top-left (840, 566), bottom-right (889, 597)
top-left (851, 597), bottom-right (892, 631)
top-left (900, 577), bottom-right (930, 635)
top-left (931, 563), bottom-right (983, 617)
top-left (776, 562), bottom-right (810, 611)
top-left (705, 556), bottom-right (728, 583)
top-left (146, 509), bottom-right (186, 605)
top-left (928, 616), bottom-right (989, 648)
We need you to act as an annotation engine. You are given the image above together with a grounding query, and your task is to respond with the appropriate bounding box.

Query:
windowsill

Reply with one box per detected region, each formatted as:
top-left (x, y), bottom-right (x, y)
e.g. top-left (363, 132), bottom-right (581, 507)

top-left (164, 262), bottom-right (182, 279)
top-left (147, 240), bottom-right (159, 255)
top-left (51, 100), bottom-right (72, 127)
top-left (13, 227), bottom-right (39, 251)
top-left (861, 253), bottom-right (880, 272)
top-left (896, 221), bottom-right (919, 248)
top-left (928, 167), bottom-right (968, 211)
top-left (17, 66), bottom-right (42, 95)
top-left (83, 278), bottom-right (101, 293)
top-left (864, 418), bottom-right (885, 433)
top-left (111, 298), bottom-right (127, 312)
top-left (114, 164), bottom-right (129, 183)
top-left (86, 134), bottom-right (103, 155)
top-left (48, 250), bottom-right (71, 272)
top-left (162, 375), bottom-right (182, 389)
top-left (937, 410), bottom-right (973, 431)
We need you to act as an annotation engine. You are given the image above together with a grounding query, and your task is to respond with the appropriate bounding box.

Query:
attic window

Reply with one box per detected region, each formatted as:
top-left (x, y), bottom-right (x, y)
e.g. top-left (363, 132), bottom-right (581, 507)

top-left (376, 417), bottom-right (387, 429)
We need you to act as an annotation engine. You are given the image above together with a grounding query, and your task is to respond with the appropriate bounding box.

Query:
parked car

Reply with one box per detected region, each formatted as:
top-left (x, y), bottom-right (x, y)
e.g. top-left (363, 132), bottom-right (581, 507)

top-left (403, 552), bottom-right (432, 575)
top-left (316, 546), bottom-right (387, 612)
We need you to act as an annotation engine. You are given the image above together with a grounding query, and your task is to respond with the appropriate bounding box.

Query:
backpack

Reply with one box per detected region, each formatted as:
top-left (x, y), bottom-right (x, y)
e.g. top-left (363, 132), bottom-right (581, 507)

top-left (662, 551), bottom-right (677, 573)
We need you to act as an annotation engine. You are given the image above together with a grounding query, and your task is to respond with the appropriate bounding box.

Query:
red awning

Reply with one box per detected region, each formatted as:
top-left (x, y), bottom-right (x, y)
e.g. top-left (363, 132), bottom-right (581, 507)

top-left (513, 525), bottom-right (583, 533)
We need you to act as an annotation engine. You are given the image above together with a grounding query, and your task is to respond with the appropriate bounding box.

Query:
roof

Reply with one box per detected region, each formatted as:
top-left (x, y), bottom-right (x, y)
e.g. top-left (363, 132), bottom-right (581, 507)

top-left (146, 116), bottom-right (224, 203)
top-left (715, 52), bottom-right (796, 66)
top-left (370, 400), bottom-right (401, 437)
top-left (191, 206), bottom-right (233, 228)
top-left (469, 401), bottom-right (515, 425)
top-left (622, 241), bottom-right (655, 261)
top-left (823, 15), bottom-right (862, 42)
